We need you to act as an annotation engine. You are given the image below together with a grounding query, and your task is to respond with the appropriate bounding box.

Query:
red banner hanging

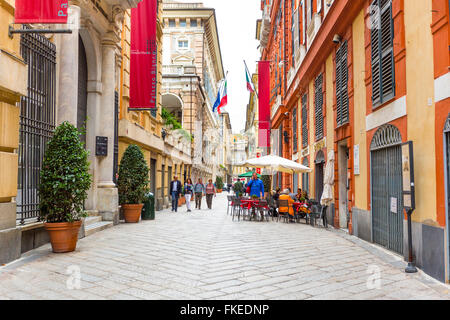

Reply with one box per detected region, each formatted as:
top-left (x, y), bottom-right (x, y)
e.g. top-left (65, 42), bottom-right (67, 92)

top-left (130, 0), bottom-right (158, 111)
top-left (15, 0), bottom-right (69, 24)
top-left (258, 61), bottom-right (271, 148)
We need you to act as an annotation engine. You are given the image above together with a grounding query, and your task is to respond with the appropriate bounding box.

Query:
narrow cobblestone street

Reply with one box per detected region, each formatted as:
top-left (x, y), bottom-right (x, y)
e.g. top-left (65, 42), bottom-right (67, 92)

top-left (1, 193), bottom-right (449, 300)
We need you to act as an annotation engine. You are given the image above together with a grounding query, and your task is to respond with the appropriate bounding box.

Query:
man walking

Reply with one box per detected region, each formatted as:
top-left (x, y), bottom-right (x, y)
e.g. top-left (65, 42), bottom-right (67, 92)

top-left (205, 179), bottom-right (216, 209)
top-left (247, 172), bottom-right (265, 199)
top-left (194, 178), bottom-right (205, 210)
top-left (169, 176), bottom-right (182, 212)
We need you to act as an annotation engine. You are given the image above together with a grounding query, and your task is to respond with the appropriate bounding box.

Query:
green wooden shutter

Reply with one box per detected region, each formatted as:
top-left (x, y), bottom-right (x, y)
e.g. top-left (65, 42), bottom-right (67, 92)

top-left (315, 73), bottom-right (324, 140)
top-left (336, 46), bottom-right (342, 126)
top-left (302, 94), bottom-right (308, 148)
top-left (371, 0), bottom-right (395, 107)
top-left (293, 108), bottom-right (298, 152)
top-left (371, 0), bottom-right (381, 106)
top-left (341, 41), bottom-right (349, 124)
top-left (336, 40), bottom-right (348, 126)
top-left (380, 0), bottom-right (395, 102)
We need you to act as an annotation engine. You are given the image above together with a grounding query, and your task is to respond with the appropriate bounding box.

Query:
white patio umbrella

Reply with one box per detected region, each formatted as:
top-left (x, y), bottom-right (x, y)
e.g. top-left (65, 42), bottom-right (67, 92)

top-left (320, 150), bottom-right (335, 206)
top-left (240, 154), bottom-right (312, 174)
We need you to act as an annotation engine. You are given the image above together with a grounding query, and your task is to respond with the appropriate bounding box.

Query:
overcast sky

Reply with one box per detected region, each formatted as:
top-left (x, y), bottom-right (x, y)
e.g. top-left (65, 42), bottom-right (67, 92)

top-left (176, 0), bottom-right (261, 133)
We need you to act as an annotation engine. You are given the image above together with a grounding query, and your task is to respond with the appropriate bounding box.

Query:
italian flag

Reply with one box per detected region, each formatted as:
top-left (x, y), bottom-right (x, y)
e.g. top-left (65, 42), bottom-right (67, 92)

top-left (245, 60), bottom-right (255, 93)
top-left (213, 79), bottom-right (228, 114)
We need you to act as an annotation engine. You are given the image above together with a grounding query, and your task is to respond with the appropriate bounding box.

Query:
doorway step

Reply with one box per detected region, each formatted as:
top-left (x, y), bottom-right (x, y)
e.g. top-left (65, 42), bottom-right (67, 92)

top-left (83, 212), bottom-right (114, 237)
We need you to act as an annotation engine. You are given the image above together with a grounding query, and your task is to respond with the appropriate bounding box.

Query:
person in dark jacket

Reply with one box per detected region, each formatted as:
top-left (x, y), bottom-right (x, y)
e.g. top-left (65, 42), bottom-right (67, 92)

top-left (169, 176), bottom-right (182, 212)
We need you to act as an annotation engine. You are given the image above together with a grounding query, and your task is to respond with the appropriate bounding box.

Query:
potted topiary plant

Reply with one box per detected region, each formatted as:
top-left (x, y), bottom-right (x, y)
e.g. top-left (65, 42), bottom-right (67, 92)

top-left (117, 144), bottom-right (150, 223)
top-left (215, 176), bottom-right (224, 193)
top-left (39, 122), bottom-right (92, 253)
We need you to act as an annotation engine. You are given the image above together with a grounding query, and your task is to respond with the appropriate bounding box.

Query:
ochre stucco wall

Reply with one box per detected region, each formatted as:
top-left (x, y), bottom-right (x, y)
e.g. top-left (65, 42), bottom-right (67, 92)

top-left (352, 9), bottom-right (368, 211)
top-left (404, 0), bottom-right (437, 224)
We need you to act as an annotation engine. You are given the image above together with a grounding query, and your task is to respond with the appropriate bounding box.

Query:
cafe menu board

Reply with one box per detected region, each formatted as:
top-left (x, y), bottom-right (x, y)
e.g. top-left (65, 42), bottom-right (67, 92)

top-left (402, 141), bottom-right (415, 211)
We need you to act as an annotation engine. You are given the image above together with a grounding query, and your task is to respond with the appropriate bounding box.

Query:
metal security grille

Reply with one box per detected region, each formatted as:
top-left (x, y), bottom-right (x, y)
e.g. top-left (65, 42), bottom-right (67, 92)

top-left (336, 40), bottom-right (349, 127)
top-left (17, 29), bottom-right (56, 225)
top-left (371, 125), bottom-right (403, 254)
top-left (301, 94), bottom-right (308, 148)
top-left (315, 73), bottom-right (324, 140)
top-left (113, 91), bottom-right (119, 184)
top-left (370, 0), bottom-right (395, 107)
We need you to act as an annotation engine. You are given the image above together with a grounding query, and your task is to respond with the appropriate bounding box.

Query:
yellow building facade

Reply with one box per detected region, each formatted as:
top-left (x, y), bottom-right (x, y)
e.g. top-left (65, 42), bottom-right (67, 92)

top-left (0, 0), bottom-right (28, 263)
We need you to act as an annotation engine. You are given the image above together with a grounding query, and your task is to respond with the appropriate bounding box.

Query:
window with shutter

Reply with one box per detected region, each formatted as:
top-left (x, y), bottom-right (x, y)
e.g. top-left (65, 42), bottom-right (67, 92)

top-left (293, 7), bottom-right (299, 67)
top-left (315, 74), bottom-right (324, 140)
top-left (370, 0), bottom-right (395, 107)
top-left (302, 94), bottom-right (308, 148)
top-left (336, 40), bottom-right (349, 127)
top-left (293, 108), bottom-right (298, 153)
top-left (302, 157), bottom-right (310, 193)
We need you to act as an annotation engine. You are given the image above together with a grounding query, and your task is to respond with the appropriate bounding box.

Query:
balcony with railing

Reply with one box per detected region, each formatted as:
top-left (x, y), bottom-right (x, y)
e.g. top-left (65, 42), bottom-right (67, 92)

top-left (162, 65), bottom-right (196, 76)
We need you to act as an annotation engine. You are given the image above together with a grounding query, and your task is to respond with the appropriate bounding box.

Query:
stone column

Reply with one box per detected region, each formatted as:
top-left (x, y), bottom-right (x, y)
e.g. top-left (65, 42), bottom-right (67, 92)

top-left (96, 34), bottom-right (119, 224)
top-left (57, 5), bottom-right (80, 125)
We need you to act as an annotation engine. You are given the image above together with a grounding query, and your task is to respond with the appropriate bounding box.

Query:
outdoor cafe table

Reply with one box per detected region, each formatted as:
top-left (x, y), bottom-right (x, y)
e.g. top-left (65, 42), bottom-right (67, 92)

top-left (240, 199), bottom-right (260, 211)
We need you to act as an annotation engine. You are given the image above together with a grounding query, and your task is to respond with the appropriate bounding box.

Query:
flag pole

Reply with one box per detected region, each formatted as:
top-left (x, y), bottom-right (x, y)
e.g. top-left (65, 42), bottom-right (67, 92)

top-left (244, 60), bottom-right (258, 98)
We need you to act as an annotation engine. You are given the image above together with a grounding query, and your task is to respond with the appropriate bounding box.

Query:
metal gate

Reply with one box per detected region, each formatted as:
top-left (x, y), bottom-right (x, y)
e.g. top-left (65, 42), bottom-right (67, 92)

top-left (113, 91), bottom-right (119, 184)
top-left (371, 124), bottom-right (403, 254)
top-left (17, 29), bottom-right (56, 224)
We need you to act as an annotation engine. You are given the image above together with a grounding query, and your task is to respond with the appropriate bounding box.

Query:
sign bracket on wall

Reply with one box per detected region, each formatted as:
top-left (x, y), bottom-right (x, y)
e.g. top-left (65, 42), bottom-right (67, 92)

top-left (8, 25), bottom-right (72, 39)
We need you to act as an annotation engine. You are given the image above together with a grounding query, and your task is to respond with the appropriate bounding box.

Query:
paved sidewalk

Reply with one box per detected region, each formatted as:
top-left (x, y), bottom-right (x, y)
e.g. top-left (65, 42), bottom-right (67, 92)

top-left (1, 193), bottom-right (449, 300)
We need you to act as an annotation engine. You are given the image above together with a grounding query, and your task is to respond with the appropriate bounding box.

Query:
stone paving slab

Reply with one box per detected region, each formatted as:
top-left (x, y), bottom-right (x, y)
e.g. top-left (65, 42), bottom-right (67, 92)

top-left (1, 193), bottom-right (450, 300)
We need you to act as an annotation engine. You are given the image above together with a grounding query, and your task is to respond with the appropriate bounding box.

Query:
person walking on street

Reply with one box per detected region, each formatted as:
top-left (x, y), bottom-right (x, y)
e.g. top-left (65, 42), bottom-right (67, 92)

top-left (169, 176), bottom-right (182, 212)
top-left (184, 178), bottom-right (194, 212)
top-left (247, 172), bottom-right (265, 199)
top-left (205, 179), bottom-right (216, 209)
top-left (194, 178), bottom-right (205, 210)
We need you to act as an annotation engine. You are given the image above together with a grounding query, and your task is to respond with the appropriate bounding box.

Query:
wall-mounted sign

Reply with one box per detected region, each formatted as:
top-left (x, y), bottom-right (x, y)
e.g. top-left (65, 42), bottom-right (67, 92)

top-left (96, 136), bottom-right (108, 157)
top-left (390, 197), bottom-right (398, 213)
top-left (401, 141), bottom-right (415, 210)
top-left (15, 0), bottom-right (69, 24)
top-left (354, 144), bottom-right (360, 175)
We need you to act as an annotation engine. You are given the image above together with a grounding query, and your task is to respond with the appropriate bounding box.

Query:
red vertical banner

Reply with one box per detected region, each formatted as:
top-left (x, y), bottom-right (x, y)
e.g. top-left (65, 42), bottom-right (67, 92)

top-left (258, 61), bottom-right (271, 148)
top-left (130, 0), bottom-right (158, 111)
top-left (15, 0), bottom-right (69, 24)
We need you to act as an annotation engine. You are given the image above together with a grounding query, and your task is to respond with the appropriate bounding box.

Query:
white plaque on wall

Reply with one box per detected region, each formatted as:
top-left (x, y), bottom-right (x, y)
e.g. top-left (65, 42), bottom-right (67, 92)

top-left (354, 144), bottom-right (360, 175)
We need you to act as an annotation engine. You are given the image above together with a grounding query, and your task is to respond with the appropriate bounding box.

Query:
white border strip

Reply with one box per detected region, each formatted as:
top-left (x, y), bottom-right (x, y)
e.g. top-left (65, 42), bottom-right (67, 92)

top-left (435, 72), bottom-right (450, 103)
top-left (366, 96), bottom-right (407, 131)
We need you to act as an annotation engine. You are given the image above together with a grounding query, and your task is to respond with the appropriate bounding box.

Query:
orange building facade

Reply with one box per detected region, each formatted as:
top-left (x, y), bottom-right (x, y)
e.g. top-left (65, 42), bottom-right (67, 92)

top-left (258, 0), bottom-right (450, 282)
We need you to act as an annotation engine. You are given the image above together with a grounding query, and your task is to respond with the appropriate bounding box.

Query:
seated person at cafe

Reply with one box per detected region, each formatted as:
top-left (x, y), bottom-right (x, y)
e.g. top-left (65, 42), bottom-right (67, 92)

top-left (295, 188), bottom-right (303, 201)
top-left (278, 189), bottom-right (295, 218)
top-left (273, 188), bottom-right (281, 201)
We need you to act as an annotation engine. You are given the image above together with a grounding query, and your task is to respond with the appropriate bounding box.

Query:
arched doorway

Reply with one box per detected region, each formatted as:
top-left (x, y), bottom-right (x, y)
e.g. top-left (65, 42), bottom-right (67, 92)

top-left (370, 124), bottom-right (403, 254)
top-left (315, 150), bottom-right (325, 202)
top-left (77, 35), bottom-right (88, 146)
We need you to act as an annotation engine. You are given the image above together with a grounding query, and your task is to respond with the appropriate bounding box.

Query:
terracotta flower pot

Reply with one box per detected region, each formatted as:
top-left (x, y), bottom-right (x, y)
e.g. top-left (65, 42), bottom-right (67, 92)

top-left (122, 204), bottom-right (143, 223)
top-left (44, 221), bottom-right (82, 253)
top-left (217, 189), bottom-right (222, 193)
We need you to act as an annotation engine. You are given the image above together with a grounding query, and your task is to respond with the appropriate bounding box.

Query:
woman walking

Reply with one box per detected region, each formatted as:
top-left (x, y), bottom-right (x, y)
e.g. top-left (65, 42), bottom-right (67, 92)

top-left (205, 179), bottom-right (216, 209)
top-left (184, 178), bottom-right (194, 212)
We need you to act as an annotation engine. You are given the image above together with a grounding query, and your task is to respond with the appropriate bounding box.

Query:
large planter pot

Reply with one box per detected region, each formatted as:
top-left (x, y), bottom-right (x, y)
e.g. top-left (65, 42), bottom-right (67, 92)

top-left (122, 204), bottom-right (143, 223)
top-left (217, 189), bottom-right (222, 193)
top-left (44, 221), bottom-right (82, 253)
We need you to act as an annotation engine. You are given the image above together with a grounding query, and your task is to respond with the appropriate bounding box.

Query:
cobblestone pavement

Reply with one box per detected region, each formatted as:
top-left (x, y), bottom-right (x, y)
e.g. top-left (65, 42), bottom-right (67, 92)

top-left (1, 193), bottom-right (450, 300)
